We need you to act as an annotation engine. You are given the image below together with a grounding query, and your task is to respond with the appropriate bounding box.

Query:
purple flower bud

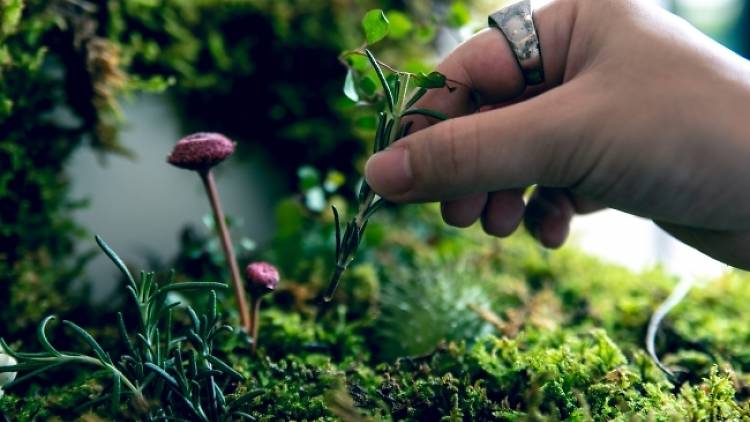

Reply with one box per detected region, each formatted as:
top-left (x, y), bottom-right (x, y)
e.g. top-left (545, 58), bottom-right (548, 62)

top-left (245, 262), bottom-right (280, 295)
top-left (167, 132), bottom-right (236, 171)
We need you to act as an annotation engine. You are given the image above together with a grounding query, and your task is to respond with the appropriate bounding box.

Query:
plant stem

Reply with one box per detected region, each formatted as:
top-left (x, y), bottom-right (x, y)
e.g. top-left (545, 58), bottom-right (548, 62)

top-left (249, 296), bottom-right (262, 353)
top-left (200, 170), bottom-right (251, 332)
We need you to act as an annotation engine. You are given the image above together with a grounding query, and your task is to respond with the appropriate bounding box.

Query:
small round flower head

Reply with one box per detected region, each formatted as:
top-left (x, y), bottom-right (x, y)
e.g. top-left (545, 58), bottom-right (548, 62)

top-left (0, 352), bottom-right (17, 387)
top-left (167, 132), bottom-right (236, 171)
top-left (245, 262), bottom-right (280, 295)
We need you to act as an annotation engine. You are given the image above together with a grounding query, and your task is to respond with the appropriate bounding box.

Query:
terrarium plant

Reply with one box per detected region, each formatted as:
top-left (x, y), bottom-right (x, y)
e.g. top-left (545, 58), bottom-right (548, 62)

top-left (324, 9), bottom-right (456, 300)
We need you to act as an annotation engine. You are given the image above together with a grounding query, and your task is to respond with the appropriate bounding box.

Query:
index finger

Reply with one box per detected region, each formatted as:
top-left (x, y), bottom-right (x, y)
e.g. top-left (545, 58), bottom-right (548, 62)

top-left (411, 0), bottom-right (576, 122)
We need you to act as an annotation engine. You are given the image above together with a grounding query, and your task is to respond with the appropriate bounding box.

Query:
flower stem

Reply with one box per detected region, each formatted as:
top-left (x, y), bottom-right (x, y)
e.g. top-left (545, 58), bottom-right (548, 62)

top-left (249, 295), bottom-right (262, 353)
top-left (200, 170), bottom-right (251, 332)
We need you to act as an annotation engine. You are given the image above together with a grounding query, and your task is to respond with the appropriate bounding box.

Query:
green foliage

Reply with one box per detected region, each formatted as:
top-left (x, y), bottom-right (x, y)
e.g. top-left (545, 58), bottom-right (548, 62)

top-left (0, 236), bottom-right (260, 420)
top-left (362, 9), bottom-right (390, 45)
top-left (327, 48), bottom-right (449, 299)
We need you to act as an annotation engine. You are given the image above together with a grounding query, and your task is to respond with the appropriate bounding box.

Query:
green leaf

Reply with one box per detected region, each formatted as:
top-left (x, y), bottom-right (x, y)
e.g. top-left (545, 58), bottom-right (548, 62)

top-left (362, 9), bottom-right (390, 45)
top-left (405, 87), bottom-right (428, 110)
top-left (400, 108), bottom-right (448, 121)
top-left (446, 2), bottom-right (471, 28)
top-left (38, 315), bottom-right (61, 357)
top-left (415, 25), bottom-right (437, 44)
top-left (153, 282), bottom-right (228, 297)
top-left (62, 320), bottom-right (112, 364)
top-left (413, 72), bottom-right (447, 89)
top-left (144, 363), bottom-right (179, 389)
top-left (96, 235), bottom-right (136, 291)
top-left (364, 49), bottom-right (394, 112)
top-left (343, 69), bottom-right (359, 102)
top-left (386, 11), bottom-right (413, 39)
top-left (112, 374), bottom-right (122, 414)
top-left (206, 355), bottom-right (245, 381)
top-left (414, 24), bottom-right (437, 44)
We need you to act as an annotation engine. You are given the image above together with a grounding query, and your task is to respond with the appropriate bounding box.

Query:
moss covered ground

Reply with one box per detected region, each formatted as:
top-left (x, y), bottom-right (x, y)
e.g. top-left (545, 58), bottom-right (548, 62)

top-left (3, 204), bottom-right (750, 421)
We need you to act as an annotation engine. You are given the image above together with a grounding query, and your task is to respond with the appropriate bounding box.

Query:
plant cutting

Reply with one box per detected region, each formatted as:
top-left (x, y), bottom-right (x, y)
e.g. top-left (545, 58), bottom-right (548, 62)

top-left (324, 9), bottom-right (458, 300)
top-left (245, 262), bottom-right (280, 353)
top-left (167, 133), bottom-right (252, 332)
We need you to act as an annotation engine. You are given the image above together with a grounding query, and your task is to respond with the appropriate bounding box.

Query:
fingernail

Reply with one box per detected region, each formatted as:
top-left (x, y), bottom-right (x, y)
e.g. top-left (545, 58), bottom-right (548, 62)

top-left (364, 147), bottom-right (413, 197)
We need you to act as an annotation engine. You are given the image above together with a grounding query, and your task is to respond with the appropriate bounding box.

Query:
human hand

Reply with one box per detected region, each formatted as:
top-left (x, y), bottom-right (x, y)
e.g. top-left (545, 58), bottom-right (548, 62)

top-left (364, 0), bottom-right (750, 269)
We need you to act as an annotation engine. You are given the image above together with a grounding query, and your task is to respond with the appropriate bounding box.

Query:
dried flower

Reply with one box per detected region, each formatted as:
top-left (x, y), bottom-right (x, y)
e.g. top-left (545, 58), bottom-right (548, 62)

top-left (245, 262), bottom-right (280, 353)
top-left (245, 262), bottom-right (280, 295)
top-left (167, 132), bottom-right (236, 171)
top-left (167, 132), bottom-right (252, 333)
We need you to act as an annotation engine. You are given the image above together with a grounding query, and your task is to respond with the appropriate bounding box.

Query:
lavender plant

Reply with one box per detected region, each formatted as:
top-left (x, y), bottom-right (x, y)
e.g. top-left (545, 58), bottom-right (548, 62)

top-left (0, 236), bottom-right (255, 420)
top-left (324, 10), bottom-right (452, 300)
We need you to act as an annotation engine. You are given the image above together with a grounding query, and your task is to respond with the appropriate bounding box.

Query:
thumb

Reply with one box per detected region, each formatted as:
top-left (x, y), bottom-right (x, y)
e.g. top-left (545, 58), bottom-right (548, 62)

top-left (364, 77), bottom-right (597, 203)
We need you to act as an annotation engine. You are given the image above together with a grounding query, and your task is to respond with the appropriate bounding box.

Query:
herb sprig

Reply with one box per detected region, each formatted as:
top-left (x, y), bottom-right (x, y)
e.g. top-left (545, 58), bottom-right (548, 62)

top-left (324, 16), bottom-right (452, 300)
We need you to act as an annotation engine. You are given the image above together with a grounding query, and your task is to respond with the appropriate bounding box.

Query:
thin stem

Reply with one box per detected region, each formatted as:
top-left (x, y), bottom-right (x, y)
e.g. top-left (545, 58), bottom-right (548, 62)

top-left (249, 296), bottom-right (262, 354)
top-left (199, 170), bottom-right (251, 332)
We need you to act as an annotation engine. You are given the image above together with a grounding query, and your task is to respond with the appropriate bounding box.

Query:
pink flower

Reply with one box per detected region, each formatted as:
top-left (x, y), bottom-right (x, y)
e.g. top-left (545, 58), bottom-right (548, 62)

top-left (167, 132), bottom-right (236, 171)
top-left (245, 262), bottom-right (280, 294)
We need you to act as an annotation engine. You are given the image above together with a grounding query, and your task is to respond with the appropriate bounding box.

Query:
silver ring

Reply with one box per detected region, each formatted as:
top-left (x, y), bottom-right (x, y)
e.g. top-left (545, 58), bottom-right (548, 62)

top-left (488, 0), bottom-right (545, 85)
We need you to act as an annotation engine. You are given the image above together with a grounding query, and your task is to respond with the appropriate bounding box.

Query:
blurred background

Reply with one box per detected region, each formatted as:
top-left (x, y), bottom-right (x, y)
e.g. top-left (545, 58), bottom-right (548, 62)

top-left (1, 0), bottom-right (748, 329)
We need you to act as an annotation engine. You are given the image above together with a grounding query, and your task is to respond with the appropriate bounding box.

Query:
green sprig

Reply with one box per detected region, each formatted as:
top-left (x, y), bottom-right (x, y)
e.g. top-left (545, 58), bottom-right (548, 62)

top-left (325, 49), bottom-right (449, 300)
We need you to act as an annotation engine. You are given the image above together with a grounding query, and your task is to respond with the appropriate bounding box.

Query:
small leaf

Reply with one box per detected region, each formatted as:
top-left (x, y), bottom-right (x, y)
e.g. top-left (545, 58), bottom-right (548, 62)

top-left (415, 25), bottom-right (437, 44)
top-left (362, 9), bottom-right (390, 45)
top-left (144, 363), bottom-right (179, 389)
top-left (405, 87), bottom-right (428, 110)
top-left (206, 355), bottom-right (245, 381)
top-left (38, 315), bottom-right (61, 357)
top-left (95, 235), bottom-right (136, 291)
top-left (153, 282), bottom-right (228, 297)
top-left (332, 205), bottom-right (342, 260)
top-left (112, 374), bottom-right (121, 414)
top-left (413, 72), bottom-right (447, 89)
top-left (63, 320), bottom-right (111, 364)
top-left (446, 1), bottom-right (471, 28)
top-left (386, 11), bottom-right (413, 39)
top-left (343, 69), bottom-right (359, 102)
top-left (365, 49), bottom-right (394, 112)
top-left (400, 108), bottom-right (448, 121)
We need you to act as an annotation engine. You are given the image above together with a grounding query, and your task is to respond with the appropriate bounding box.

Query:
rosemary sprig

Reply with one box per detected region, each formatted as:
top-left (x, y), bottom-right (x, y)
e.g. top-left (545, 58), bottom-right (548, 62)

top-left (324, 49), bottom-right (448, 301)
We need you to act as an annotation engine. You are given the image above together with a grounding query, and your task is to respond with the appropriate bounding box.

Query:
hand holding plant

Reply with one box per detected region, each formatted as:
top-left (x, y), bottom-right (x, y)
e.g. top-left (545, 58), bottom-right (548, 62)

top-left (324, 9), bottom-right (454, 300)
